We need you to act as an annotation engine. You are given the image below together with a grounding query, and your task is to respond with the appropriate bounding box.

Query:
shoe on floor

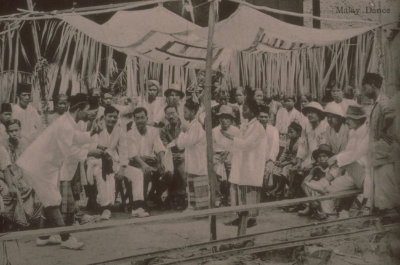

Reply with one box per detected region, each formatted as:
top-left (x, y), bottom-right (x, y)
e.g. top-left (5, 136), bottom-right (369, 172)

top-left (100, 209), bottom-right (112, 220)
top-left (298, 206), bottom-right (311, 216)
top-left (131, 207), bottom-right (150, 218)
top-left (247, 218), bottom-right (257, 228)
top-left (60, 237), bottom-right (84, 250)
top-left (36, 235), bottom-right (62, 246)
top-left (224, 218), bottom-right (239, 226)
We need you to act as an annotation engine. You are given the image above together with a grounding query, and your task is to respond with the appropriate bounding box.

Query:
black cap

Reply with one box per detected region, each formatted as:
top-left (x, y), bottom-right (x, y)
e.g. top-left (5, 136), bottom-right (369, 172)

top-left (17, 84), bottom-right (32, 95)
top-left (0, 103), bottom-right (12, 113)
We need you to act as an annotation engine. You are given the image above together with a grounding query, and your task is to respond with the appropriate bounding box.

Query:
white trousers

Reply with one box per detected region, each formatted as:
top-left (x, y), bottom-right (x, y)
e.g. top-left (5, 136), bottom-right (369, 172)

top-left (123, 165), bottom-right (144, 201)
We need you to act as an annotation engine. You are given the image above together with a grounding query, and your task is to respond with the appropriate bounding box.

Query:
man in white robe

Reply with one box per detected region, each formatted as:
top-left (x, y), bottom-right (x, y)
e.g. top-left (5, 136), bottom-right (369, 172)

top-left (16, 94), bottom-right (102, 250)
top-left (176, 100), bottom-right (208, 210)
top-left (12, 84), bottom-right (44, 144)
top-left (222, 98), bottom-right (267, 228)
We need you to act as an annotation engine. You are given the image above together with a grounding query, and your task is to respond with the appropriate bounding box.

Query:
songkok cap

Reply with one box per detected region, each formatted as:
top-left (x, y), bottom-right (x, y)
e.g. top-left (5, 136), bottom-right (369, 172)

top-left (217, 105), bottom-right (235, 119)
top-left (17, 84), bottom-right (32, 95)
top-left (345, 104), bottom-right (366, 120)
top-left (88, 96), bottom-right (100, 110)
top-left (164, 84), bottom-right (184, 98)
top-left (147, 80), bottom-right (160, 89)
top-left (324, 102), bottom-right (344, 118)
top-left (69, 93), bottom-right (88, 109)
top-left (288, 121), bottom-right (302, 135)
top-left (312, 144), bottom-right (334, 160)
top-left (0, 103), bottom-right (12, 113)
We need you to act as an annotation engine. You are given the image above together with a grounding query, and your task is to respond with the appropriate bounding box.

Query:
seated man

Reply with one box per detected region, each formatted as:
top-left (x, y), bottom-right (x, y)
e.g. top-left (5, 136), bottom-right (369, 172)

top-left (213, 105), bottom-right (240, 206)
top-left (159, 105), bottom-right (186, 210)
top-left (301, 144), bottom-right (340, 220)
top-left (0, 119), bottom-right (42, 230)
top-left (127, 107), bottom-right (167, 207)
top-left (326, 105), bottom-right (369, 218)
top-left (88, 106), bottom-right (149, 218)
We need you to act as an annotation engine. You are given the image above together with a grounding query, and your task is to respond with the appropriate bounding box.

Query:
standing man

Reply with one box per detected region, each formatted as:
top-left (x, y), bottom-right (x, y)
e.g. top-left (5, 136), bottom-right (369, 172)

top-left (213, 105), bottom-right (240, 206)
top-left (47, 94), bottom-right (69, 125)
top-left (324, 102), bottom-right (349, 155)
top-left (176, 100), bottom-right (208, 210)
top-left (330, 86), bottom-right (356, 113)
top-left (222, 97), bottom-right (268, 227)
top-left (361, 73), bottom-right (400, 213)
top-left (17, 94), bottom-right (101, 250)
top-left (233, 87), bottom-right (246, 123)
top-left (275, 96), bottom-right (303, 157)
top-left (141, 80), bottom-right (164, 126)
top-left (0, 103), bottom-right (12, 144)
top-left (12, 84), bottom-right (44, 144)
top-left (164, 84), bottom-right (185, 123)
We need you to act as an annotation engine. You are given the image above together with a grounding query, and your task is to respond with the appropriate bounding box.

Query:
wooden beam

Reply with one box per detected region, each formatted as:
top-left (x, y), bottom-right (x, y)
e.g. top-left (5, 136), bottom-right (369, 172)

top-left (204, 0), bottom-right (217, 242)
top-left (26, 0), bottom-right (41, 60)
top-left (312, 0), bottom-right (321, 28)
top-left (0, 190), bottom-right (361, 241)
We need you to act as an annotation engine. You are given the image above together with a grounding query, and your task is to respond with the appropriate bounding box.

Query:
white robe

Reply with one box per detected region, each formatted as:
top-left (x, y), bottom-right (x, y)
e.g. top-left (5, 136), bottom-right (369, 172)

top-left (176, 119), bottom-right (207, 175)
top-left (229, 119), bottom-right (268, 187)
top-left (16, 113), bottom-right (91, 207)
top-left (12, 104), bottom-right (44, 144)
top-left (265, 124), bottom-right (280, 161)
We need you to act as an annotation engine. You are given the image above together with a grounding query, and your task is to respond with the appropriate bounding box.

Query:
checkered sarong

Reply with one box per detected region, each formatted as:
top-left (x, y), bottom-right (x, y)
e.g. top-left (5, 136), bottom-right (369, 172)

top-left (187, 174), bottom-right (209, 210)
top-left (230, 184), bottom-right (261, 217)
top-left (59, 181), bottom-right (76, 214)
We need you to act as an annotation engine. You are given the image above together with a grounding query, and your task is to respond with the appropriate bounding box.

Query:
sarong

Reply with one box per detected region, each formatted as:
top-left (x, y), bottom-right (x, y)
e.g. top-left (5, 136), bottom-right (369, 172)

top-left (230, 184), bottom-right (260, 217)
top-left (187, 174), bottom-right (209, 210)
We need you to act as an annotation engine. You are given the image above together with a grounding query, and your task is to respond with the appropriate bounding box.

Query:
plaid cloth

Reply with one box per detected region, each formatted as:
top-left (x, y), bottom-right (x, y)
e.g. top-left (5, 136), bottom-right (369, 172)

top-left (187, 174), bottom-right (209, 210)
top-left (59, 181), bottom-right (76, 215)
top-left (230, 184), bottom-right (260, 217)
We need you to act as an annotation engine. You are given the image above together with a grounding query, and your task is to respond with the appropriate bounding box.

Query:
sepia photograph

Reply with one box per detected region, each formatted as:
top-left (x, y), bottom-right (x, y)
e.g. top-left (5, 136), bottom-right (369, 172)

top-left (0, 0), bottom-right (399, 264)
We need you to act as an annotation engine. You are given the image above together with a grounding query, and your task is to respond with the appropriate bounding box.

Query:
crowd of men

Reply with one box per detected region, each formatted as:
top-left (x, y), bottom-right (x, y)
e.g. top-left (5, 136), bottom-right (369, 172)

top-left (0, 72), bottom-right (399, 250)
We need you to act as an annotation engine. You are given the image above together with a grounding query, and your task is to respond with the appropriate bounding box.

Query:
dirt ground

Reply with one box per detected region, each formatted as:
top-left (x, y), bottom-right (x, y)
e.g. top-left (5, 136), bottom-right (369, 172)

top-left (2, 208), bottom-right (313, 265)
top-left (2, 208), bottom-right (400, 265)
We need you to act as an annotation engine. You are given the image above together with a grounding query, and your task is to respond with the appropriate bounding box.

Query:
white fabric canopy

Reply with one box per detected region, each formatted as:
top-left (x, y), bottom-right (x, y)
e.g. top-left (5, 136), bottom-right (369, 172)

top-left (59, 5), bottom-right (378, 68)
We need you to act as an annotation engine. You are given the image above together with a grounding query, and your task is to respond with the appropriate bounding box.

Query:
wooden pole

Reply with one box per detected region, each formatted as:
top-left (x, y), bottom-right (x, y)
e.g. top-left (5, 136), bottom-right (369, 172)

top-left (312, 0), bottom-right (321, 29)
top-left (204, 0), bottom-right (217, 242)
top-left (26, 0), bottom-right (41, 60)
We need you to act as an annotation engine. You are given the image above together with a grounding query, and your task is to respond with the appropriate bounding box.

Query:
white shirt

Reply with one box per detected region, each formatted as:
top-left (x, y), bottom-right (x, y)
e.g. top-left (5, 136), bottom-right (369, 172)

top-left (275, 107), bottom-right (303, 134)
top-left (297, 119), bottom-right (328, 167)
top-left (92, 125), bottom-right (129, 172)
top-left (229, 118), bottom-right (267, 187)
top-left (12, 104), bottom-right (44, 144)
top-left (335, 98), bottom-right (356, 114)
top-left (0, 123), bottom-right (8, 145)
top-left (213, 125), bottom-right (240, 162)
top-left (176, 119), bottom-right (207, 175)
top-left (265, 124), bottom-right (280, 161)
top-left (127, 125), bottom-right (165, 158)
top-left (140, 97), bottom-right (164, 124)
top-left (335, 123), bottom-right (369, 169)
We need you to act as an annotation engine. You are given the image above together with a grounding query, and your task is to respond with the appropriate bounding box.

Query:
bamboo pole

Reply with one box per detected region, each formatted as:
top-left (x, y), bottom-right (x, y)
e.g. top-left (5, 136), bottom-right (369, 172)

top-left (26, 0), bottom-right (41, 60)
top-left (204, 0), bottom-right (217, 242)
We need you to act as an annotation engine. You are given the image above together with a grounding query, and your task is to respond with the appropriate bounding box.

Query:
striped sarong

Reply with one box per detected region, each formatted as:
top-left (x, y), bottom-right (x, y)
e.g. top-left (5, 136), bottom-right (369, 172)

top-left (60, 181), bottom-right (76, 215)
top-left (187, 174), bottom-right (209, 210)
top-left (230, 184), bottom-right (261, 217)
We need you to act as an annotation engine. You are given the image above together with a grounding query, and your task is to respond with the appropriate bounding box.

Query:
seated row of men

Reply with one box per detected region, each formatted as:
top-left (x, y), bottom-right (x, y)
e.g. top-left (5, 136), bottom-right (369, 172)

top-left (1, 72), bottom-right (398, 237)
